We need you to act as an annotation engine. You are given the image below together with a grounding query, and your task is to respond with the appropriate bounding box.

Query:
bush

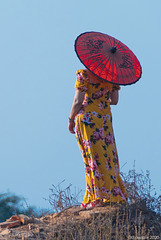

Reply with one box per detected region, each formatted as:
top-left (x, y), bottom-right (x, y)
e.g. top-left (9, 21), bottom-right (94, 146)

top-left (0, 192), bottom-right (40, 222)
top-left (120, 161), bottom-right (161, 215)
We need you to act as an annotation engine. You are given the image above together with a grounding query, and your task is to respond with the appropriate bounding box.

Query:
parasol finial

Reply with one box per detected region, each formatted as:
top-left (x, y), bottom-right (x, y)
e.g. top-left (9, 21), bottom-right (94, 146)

top-left (111, 46), bottom-right (117, 53)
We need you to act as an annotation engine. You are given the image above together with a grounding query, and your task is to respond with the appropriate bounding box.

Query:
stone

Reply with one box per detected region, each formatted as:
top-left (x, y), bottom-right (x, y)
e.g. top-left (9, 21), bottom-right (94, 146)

top-left (0, 228), bottom-right (11, 236)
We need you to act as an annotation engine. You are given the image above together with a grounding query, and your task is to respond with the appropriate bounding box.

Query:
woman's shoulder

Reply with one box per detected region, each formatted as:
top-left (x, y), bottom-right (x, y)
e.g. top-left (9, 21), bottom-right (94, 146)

top-left (76, 69), bottom-right (120, 91)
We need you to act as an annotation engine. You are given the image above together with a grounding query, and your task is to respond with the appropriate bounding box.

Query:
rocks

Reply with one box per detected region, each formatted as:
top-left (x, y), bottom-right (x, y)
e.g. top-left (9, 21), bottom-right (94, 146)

top-left (0, 214), bottom-right (34, 229)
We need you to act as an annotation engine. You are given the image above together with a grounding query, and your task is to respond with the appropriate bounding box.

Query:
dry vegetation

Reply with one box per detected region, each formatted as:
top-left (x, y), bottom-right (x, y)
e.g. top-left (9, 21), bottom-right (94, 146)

top-left (0, 165), bottom-right (161, 240)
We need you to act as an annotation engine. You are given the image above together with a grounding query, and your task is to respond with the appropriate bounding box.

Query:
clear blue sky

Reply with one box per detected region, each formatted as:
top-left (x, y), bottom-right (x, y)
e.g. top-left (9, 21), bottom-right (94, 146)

top-left (0, 0), bottom-right (161, 210)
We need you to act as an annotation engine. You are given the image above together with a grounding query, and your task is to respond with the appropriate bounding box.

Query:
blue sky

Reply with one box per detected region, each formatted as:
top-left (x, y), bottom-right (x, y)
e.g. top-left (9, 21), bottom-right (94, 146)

top-left (0, 0), bottom-right (161, 210)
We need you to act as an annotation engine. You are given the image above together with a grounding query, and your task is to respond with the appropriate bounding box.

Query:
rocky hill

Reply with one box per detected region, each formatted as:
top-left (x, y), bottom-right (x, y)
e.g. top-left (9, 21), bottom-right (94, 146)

top-left (0, 201), bottom-right (161, 240)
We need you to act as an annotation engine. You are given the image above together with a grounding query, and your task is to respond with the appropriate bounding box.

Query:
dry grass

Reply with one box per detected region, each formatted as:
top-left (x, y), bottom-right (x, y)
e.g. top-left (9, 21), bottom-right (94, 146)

top-left (43, 202), bottom-right (160, 240)
top-left (44, 164), bottom-right (161, 240)
top-left (2, 165), bottom-right (161, 239)
top-left (47, 179), bottom-right (82, 213)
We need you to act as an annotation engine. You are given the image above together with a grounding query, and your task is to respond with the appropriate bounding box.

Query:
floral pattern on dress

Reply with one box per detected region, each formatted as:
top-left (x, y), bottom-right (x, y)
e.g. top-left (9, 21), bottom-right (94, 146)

top-left (81, 113), bottom-right (95, 128)
top-left (75, 69), bottom-right (128, 204)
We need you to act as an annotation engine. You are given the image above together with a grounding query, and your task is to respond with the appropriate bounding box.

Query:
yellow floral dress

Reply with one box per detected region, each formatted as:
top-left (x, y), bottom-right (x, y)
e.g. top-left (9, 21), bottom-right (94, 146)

top-left (75, 69), bottom-right (128, 205)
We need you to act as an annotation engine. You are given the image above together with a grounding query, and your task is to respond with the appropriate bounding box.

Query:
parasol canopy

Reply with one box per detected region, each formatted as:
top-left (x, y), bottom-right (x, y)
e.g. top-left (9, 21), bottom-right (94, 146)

top-left (75, 31), bottom-right (142, 85)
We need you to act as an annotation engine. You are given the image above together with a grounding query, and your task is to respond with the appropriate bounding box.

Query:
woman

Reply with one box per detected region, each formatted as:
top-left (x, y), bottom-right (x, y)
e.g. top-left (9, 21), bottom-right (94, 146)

top-left (69, 69), bottom-right (128, 209)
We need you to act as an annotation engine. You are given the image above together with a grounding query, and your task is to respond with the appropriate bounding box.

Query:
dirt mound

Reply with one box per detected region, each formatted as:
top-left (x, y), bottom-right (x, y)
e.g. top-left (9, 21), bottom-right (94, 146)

top-left (0, 202), bottom-right (161, 240)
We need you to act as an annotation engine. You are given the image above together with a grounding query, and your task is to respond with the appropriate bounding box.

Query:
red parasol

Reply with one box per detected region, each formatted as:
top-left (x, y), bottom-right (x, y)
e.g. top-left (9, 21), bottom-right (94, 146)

top-left (75, 31), bottom-right (142, 85)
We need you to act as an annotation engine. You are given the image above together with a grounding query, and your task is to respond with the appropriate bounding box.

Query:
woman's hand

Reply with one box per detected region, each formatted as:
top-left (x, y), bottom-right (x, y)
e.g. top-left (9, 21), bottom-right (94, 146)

top-left (68, 119), bottom-right (75, 134)
top-left (110, 90), bottom-right (119, 105)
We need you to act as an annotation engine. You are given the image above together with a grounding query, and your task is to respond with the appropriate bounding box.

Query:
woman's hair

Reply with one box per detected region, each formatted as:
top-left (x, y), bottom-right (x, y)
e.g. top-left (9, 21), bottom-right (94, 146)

top-left (86, 69), bottom-right (104, 84)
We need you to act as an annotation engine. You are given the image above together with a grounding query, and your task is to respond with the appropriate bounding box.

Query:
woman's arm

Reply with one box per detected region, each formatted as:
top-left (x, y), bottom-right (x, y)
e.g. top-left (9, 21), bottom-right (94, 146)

top-left (110, 90), bottom-right (119, 105)
top-left (68, 90), bottom-right (85, 134)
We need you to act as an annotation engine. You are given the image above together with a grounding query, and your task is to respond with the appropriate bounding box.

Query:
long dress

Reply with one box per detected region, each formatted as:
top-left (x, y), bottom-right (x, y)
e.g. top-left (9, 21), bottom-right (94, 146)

top-left (75, 69), bottom-right (128, 204)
